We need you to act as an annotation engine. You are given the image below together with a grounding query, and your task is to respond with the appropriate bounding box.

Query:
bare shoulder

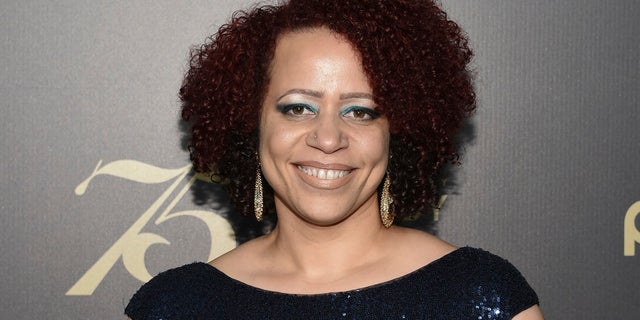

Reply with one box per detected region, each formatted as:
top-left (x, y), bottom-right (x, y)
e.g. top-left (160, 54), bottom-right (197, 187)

top-left (208, 235), bottom-right (270, 277)
top-left (387, 226), bottom-right (457, 269)
top-left (390, 226), bottom-right (457, 255)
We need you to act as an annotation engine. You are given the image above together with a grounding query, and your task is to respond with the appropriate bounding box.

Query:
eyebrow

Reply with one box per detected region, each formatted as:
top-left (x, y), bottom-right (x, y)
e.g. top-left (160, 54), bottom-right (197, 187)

top-left (340, 92), bottom-right (374, 100)
top-left (277, 89), bottom-right (374, 101)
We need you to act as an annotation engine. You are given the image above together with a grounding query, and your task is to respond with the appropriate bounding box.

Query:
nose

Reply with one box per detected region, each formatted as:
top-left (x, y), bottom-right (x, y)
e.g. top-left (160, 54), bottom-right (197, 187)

top-left (306, 113), bottom-right (348, 153)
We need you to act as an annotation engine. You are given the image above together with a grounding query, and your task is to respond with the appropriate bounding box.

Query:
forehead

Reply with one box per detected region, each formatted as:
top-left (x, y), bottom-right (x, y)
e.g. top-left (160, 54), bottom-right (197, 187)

top-left (267, 27), bottom-right (370, 92)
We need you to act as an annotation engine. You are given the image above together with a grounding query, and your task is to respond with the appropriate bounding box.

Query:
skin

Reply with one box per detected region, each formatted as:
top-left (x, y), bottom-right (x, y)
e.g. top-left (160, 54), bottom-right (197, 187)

top-left (208, 27), bottom-right (542, 319)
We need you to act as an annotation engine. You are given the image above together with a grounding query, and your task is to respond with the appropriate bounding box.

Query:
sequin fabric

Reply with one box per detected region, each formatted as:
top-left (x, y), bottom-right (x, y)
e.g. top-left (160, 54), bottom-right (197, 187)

top-left (125, 247), bottom-right (538, 319)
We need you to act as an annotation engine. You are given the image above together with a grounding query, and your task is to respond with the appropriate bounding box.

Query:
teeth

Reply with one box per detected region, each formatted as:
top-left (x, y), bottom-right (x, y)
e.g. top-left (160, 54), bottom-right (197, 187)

top-left (297, 166), bottom-right (350, 179)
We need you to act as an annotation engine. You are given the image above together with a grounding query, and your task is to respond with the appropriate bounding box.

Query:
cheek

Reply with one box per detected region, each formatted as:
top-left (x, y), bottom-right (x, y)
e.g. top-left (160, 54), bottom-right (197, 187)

top-left (362, 130), bottom-right (390, 163)
top-left (259, 123), bottom-right (300, 160)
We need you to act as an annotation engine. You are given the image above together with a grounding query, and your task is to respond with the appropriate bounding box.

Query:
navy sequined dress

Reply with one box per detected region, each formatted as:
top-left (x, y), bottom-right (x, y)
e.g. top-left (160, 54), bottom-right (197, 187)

top-left (125, 247), bottom-right (538, 319)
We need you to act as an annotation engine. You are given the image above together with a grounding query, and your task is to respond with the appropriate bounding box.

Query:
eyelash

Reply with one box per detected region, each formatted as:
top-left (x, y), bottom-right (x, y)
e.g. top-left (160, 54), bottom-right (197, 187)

top-left (277, 103), bottom-right (317, 116)
top-left (276, 103), bottom-right (379, 121)
top-left (340, 106), bottom-right (380, 120)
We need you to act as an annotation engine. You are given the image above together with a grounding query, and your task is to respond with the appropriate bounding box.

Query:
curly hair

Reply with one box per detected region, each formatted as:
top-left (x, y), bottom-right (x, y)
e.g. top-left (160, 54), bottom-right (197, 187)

top-left (180, 0), bottom-right (475, 225)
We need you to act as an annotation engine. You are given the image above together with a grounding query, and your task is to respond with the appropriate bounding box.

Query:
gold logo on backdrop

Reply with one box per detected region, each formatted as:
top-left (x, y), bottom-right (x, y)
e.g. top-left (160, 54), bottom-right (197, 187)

top-left (66, 160), bottom-right (236, 296)
top-left (433, 195), bottom-right (447, 221)
top-left (624, 201), bottom-right (640, 256)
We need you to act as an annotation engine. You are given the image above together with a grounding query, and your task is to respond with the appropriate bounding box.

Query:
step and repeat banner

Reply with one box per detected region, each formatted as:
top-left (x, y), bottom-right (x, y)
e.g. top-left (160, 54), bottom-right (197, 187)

top-left (2, 1), bottom-right (638, 318)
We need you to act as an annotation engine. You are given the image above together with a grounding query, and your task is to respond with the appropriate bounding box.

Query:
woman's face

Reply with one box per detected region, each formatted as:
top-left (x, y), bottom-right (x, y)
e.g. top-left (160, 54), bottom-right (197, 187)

top-left (259, 27), bottom-right (390, 226)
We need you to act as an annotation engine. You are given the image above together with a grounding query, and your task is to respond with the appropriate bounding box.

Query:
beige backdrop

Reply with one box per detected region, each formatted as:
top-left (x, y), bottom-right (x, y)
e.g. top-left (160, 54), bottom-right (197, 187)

top-left (2, 0), bottom-right (639, 318)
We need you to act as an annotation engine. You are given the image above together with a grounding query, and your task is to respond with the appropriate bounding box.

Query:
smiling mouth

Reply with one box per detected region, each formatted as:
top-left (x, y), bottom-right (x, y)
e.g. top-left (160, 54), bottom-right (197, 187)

top-left (296, 165), bottom-right (351, 180)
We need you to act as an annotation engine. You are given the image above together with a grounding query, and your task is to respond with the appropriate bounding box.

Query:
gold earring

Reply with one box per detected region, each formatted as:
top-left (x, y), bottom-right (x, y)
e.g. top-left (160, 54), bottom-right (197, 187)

top-left (254, 166), bottom-right (263, 221)
top-left (380, 172), bottom-right (394, 228)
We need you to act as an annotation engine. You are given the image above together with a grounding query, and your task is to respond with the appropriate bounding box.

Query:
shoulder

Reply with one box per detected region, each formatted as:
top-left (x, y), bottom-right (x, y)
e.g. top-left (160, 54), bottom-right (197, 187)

top-left (125, 262), bottom-right (226, 320)
top-left (445, 247), bottom-right (532, 283)
top-left (388, 227), bottom-right (457, 266)
top-left (208, 234), bottom-right (272, 279)
top-left (436, 247), bottom-right (540, 318)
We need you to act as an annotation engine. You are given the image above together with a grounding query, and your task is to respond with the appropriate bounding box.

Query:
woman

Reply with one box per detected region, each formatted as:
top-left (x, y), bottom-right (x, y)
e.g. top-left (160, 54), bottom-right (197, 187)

top-left (126, 0), bottom-right (542, 319)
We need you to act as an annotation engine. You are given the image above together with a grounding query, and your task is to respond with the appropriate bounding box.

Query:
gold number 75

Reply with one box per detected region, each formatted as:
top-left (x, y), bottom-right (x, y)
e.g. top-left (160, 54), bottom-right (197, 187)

top-left (66, 160), bottom-right (235, 296)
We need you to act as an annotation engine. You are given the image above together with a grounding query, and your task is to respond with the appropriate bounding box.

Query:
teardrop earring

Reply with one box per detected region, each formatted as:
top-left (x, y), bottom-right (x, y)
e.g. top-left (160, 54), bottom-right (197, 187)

top-left (254, 166), bottom-right (264, 221)
top-left (380, 171), bottom-right (394, 228)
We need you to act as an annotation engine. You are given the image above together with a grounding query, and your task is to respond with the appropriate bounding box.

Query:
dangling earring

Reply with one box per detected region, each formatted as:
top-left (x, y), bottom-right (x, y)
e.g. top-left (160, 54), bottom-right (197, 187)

top-left (254, 166), bottom-right (264, 221)
top-left (380, 171), bottom-right (394, 228)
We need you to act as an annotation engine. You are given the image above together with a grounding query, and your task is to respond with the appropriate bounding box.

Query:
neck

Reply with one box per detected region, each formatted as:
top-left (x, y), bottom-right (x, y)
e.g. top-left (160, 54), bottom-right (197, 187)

top-left (264, 203), bottom-right (391, 280)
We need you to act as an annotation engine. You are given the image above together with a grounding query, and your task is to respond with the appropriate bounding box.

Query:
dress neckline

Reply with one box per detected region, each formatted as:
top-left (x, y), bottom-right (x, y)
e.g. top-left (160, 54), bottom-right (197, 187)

top-left (200, 246), bottom-right (470, 296)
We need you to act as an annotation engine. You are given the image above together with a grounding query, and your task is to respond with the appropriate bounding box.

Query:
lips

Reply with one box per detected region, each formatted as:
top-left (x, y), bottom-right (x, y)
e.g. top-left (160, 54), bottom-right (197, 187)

top-left (296, 165), bottom-right (351, 180)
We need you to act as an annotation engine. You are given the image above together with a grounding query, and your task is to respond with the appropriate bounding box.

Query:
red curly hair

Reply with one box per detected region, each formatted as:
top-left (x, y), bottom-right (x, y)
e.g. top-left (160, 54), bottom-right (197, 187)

top-left (180, 0), bottom-right (475, 226)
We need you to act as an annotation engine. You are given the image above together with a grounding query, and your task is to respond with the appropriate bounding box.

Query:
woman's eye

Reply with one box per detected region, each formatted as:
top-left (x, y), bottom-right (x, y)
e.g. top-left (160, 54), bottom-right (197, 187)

top-left (277, 103), bottom-right (316, 117)
top-left (290, 105), bottom-right (306, 115)
top-left (342, 106), bottom-right (379, 121)
top-left (351, 109), bottom-right (367, 119)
